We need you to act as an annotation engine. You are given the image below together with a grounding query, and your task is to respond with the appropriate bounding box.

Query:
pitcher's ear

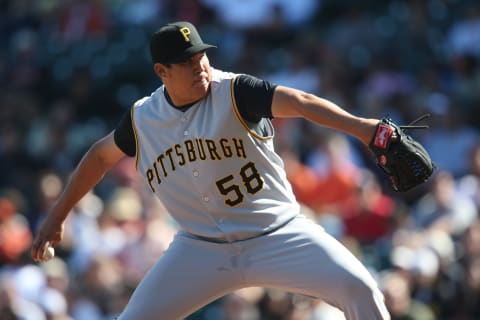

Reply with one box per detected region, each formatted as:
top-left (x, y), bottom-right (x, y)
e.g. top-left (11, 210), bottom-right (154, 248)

top-left (154, 63), bottom-right (167, 79)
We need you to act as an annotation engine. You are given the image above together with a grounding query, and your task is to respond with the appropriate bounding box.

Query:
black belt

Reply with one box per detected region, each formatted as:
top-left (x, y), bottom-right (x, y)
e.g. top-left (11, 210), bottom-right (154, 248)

top-left (187, 216), bottom-right (295, 244)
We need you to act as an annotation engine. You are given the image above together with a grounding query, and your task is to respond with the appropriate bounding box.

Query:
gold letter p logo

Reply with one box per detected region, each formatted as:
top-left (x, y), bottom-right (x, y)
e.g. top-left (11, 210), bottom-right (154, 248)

top-left (180, 27), bottom-right (191, 42)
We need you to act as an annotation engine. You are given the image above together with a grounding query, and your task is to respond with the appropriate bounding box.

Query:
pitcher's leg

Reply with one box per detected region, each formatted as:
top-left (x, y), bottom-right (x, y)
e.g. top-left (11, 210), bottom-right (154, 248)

top-left (243, 216), bottom-right (390, 320)
top-left (118, 233), bottom-right (243, 320)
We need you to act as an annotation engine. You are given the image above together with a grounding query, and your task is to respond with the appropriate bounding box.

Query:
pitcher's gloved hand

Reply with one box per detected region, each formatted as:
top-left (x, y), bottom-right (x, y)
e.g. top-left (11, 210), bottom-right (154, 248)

top-left (368, 115), bottom-right (435, 192)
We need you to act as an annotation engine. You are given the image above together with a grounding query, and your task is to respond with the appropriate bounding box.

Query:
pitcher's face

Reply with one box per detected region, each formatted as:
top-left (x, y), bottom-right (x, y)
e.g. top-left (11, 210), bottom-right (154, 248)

top-left (157, 51), bottom-right (213, 106)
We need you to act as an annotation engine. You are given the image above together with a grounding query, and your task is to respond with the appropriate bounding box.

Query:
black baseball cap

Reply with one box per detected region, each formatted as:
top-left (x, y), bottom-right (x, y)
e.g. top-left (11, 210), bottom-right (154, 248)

top-left (150, 21), bottom-right (216, 64)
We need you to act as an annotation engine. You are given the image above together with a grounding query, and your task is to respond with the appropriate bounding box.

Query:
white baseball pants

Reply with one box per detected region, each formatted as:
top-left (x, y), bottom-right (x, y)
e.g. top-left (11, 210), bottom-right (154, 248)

top-left (117, 215), bottom-right (390, 320)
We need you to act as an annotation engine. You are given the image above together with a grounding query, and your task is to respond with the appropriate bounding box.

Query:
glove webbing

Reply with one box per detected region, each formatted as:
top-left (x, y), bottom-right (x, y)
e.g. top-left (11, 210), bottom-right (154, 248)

top-left (399, 113), bottom-right (431, 131)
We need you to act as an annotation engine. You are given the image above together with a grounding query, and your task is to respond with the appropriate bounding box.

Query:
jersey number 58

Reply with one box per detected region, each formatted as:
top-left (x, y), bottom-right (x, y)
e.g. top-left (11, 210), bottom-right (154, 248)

top-left (215, 161), bottom-right (264, 207)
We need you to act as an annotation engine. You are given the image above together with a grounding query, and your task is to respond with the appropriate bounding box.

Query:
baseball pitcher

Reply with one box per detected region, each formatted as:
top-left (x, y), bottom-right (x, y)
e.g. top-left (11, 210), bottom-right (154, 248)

top-left (32, 21), bottom-right (433, 319)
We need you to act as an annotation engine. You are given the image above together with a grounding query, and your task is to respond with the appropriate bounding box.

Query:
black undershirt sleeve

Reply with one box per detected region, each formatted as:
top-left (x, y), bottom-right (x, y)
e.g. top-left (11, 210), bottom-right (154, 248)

top-left (113, 109), bottom-right (136, 157)
top-left (233, 74), bottom-right (277, 123)
top-left (113, 74), bottom-right (277, 157)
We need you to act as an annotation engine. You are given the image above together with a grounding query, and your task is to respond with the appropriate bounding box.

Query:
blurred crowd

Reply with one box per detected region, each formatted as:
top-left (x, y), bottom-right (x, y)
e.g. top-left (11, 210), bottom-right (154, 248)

top-left (1, 0), bottom-right (480, 319)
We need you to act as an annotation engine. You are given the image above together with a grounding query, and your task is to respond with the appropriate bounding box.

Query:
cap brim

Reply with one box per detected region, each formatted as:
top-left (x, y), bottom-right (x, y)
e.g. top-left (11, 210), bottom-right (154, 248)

top-left (167, 44), bottom-right (216, 64)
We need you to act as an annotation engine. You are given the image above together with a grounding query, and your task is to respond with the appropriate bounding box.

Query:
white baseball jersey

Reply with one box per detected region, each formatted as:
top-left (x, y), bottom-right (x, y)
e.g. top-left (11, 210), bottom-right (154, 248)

top-left (132, 68), bottom-right (300, 242)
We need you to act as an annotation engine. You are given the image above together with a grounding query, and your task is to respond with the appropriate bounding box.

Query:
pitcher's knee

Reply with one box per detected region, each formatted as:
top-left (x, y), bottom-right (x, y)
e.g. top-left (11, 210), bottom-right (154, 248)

top-left (118, 303), bottom-right (178, 320)
top-left (344, 276), bottom-right (379, 300)
top-left (340, 276), bottom-right (389, 319)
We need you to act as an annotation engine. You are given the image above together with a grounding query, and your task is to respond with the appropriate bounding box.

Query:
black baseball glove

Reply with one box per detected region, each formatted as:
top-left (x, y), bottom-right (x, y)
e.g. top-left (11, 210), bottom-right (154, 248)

top-left (368, 114), bottom-right (435, 192)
